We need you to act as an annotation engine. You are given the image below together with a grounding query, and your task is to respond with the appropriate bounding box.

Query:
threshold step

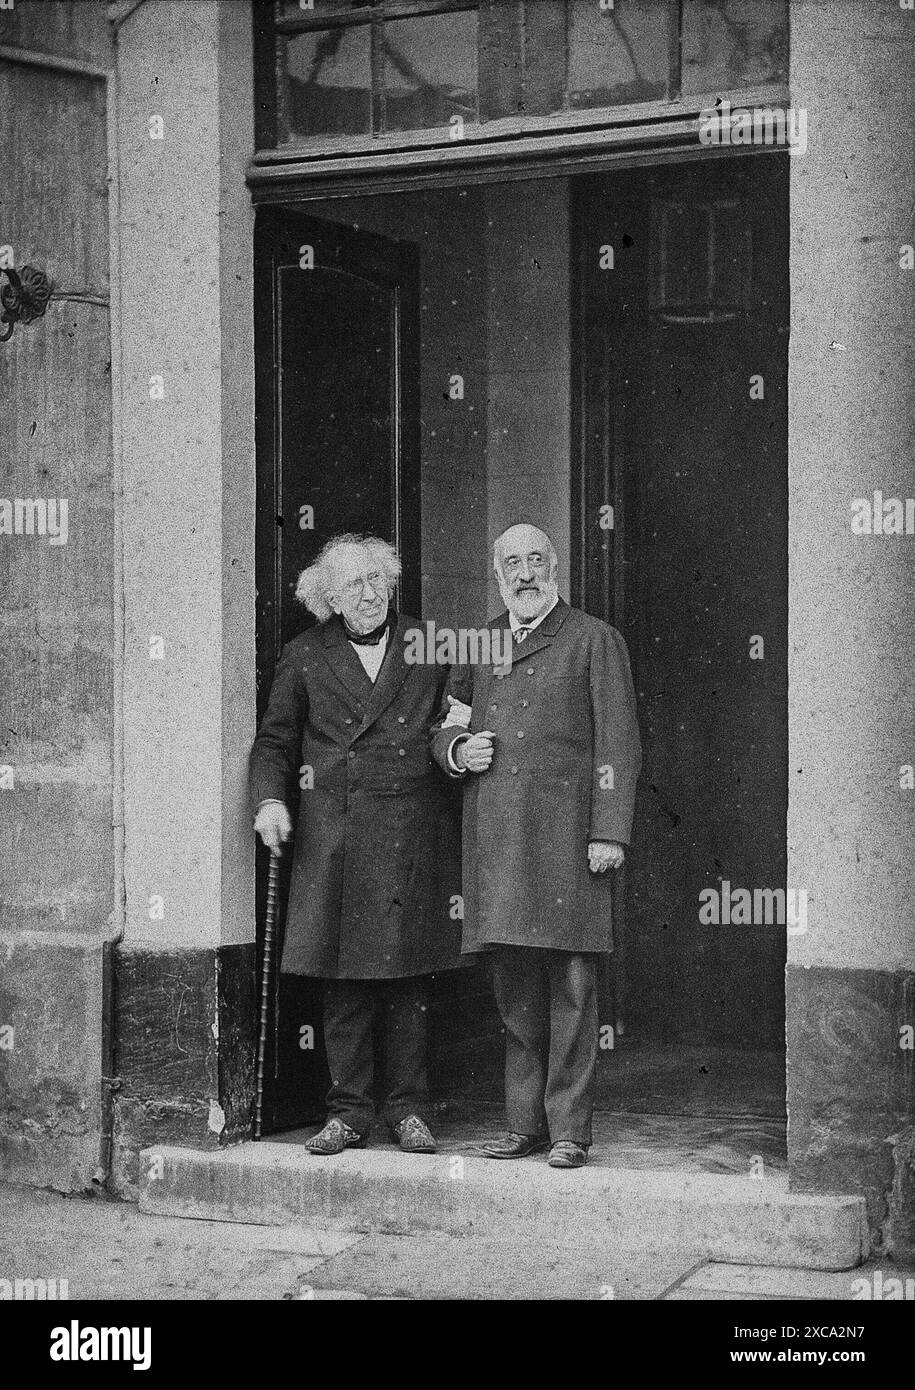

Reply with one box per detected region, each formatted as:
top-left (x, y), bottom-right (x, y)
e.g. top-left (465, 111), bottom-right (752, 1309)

top-left (139, 1142), bottom-right (867, 1271)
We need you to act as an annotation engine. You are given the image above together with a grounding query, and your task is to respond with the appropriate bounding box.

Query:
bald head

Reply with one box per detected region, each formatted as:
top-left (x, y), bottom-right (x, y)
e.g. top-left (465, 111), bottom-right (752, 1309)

top-left (494, 523), bottom-right (554, 569)
top-left (493, 523), bottom-right (559, 623)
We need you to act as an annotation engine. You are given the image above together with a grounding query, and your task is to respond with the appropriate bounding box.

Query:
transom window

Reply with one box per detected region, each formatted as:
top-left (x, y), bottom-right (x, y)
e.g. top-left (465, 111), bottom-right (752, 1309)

top-left (258, 0), bottom-right (788, 150)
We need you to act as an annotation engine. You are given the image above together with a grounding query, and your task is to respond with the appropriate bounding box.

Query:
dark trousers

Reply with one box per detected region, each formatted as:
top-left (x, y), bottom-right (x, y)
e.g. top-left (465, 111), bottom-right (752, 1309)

top-left (490, 947), bottom-right (599, 1147)
top-left (322, 975), bottom-right (430, 1136)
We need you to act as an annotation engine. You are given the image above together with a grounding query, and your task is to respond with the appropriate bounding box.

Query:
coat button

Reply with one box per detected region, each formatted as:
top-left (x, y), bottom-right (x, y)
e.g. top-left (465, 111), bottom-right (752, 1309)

top-left (490, 704), bottom-right (498, 711)
top-left (521, 700), bottom-right (529, 708)
top-left (510, 765), bottom-right (519, 775)
top-left (517, 730), bottom-right (524, 738)
top-left (344, 717), bottom-right (353, 726)
top-left (398, 748), bottom-right (406, 756)
top-left (348, 750), bottom-right (356, 759)
top-left (398, 716), bottom-right (406, 724)
top-left (526, 667), bottom-right (534, 675)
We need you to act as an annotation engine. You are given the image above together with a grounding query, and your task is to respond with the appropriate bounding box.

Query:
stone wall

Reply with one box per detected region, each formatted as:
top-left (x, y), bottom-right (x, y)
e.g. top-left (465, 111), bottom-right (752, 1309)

top-left (0, 0), bottom-right (113, 1192)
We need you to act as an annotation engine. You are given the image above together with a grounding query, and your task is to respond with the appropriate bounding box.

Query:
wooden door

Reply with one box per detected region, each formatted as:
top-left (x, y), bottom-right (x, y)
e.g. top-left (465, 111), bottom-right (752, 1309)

top-left (253, 207), bottom-right (421, 1131)
top-left (572, 155), bottom-right (789, 1054)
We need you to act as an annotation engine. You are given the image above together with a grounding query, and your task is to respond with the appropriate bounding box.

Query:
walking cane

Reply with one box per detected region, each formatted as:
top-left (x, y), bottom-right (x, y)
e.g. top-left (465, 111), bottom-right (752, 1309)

top-left (254, 847), bottom-right (281, 1139)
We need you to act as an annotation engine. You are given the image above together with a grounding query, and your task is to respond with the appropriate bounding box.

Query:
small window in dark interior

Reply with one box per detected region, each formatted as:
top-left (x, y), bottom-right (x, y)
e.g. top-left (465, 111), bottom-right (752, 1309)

top-left (650, 187), bottom-right (753, 324)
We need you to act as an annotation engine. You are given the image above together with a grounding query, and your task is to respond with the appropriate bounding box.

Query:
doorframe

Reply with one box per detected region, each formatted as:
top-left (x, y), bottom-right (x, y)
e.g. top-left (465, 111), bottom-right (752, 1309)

top-left (247, 141), bottom-right (789, 1125)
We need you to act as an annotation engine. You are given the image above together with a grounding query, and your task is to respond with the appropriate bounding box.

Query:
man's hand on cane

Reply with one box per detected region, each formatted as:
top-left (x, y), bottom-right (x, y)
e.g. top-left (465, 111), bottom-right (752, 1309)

top-left (254, 801), bottom-right (293, 854)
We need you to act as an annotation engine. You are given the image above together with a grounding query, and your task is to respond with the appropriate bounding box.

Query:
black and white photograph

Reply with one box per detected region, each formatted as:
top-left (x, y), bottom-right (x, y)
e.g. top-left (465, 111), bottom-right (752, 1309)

top-left (1, 0), bottom-right (914, 1346)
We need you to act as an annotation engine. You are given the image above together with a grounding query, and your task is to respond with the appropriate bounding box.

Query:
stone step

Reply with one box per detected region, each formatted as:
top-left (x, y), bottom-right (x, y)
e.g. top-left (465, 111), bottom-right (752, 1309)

top-left (139, 1142), bottom-right (868, 1271)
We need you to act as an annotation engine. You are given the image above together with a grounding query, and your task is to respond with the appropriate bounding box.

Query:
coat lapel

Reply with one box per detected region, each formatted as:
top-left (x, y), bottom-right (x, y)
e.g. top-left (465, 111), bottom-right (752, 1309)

top-left (316, 616), bottom-right (374, 704)
top-left (355, 614), bottom-right (413, 736)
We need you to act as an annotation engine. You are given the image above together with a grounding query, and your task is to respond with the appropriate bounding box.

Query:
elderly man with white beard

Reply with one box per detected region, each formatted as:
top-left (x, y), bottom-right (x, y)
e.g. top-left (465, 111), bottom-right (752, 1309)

top-left (431, 523), bottom-right (642, 1168)
top-left (250, 534), bottom-right (461, 1156)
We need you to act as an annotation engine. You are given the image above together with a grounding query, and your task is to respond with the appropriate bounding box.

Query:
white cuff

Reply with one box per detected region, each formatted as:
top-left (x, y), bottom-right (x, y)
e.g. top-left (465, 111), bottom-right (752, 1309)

top-left (446, 734), bottom-right (470, 775)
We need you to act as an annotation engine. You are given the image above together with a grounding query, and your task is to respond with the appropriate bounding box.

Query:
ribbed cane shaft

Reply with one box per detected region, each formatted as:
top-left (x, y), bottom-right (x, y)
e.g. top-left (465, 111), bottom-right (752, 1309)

top-left (254, 851), bottom-right (280, 1139)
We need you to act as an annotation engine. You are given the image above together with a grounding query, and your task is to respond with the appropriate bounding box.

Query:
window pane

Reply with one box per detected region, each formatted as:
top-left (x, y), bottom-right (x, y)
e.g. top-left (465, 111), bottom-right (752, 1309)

top-left (383, 10), bottom-right (478, 133)
top-left (568, 0), bottom-right (670, 109)
top-left (285, 24), bottom-right (372, 141)
top-left (681, 0), bottom-right (788, 96)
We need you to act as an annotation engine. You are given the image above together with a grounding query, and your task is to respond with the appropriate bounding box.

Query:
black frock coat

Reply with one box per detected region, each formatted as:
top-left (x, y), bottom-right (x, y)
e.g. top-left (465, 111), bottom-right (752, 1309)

top-left (250, 614), bottom-right (462, 979)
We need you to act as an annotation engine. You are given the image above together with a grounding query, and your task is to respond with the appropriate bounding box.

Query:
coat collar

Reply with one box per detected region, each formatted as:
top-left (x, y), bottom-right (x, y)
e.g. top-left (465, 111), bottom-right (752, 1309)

top-left (492, 596), bottom-right (570, 665)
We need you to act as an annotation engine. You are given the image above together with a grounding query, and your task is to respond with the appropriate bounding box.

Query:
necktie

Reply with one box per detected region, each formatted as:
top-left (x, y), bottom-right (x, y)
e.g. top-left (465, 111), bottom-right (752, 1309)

top-left (343, 613), bottom-right (392, 646)
top-left (513, 626), bottom-right (531, 645)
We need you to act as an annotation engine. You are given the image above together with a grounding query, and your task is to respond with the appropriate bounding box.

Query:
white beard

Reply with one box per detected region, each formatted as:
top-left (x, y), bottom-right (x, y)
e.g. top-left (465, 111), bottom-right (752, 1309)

top-left (498, 576), bottom-right (558, 624)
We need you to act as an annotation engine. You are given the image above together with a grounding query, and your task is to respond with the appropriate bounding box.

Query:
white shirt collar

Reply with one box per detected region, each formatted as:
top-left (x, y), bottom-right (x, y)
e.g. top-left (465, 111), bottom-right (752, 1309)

top-left (508, 594), bottom-right (559, 634)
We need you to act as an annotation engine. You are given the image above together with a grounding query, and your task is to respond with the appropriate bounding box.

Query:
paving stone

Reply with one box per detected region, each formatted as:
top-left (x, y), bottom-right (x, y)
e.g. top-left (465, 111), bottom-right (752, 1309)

top-left (302, 1232), bottom-right (703, 1301)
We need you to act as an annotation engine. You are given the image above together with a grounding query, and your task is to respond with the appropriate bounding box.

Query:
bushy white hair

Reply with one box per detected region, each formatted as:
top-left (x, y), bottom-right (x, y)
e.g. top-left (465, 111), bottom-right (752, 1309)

top-left (295, 533), bottom-right (401, 622)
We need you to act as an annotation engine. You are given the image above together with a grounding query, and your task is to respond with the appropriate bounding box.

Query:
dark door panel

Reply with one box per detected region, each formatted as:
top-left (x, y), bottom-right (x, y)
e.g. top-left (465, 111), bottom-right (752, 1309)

top-left (253, 207), bottom-right (421, 1132)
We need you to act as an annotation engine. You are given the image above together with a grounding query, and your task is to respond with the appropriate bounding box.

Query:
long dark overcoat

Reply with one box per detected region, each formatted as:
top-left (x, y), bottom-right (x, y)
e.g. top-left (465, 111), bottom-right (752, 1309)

top-left (250, 613), bottom-right (462, 979)
top-left (431, 600), bottom-right (641, 955)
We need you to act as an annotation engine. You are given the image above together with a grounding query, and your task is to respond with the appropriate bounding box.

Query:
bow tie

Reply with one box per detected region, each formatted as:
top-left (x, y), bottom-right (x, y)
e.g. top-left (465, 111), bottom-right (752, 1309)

top-left (513, 626), bottom-right (532, 644)
top-left (344, 615), bottom-right (391, 646)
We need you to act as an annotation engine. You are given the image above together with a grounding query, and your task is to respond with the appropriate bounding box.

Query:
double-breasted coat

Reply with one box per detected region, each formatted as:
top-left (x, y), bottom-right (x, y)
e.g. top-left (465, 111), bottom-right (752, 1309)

top-left (249, 613), bottom-right (462, 979)
top-left (431, 599), bottom-right (641, 955)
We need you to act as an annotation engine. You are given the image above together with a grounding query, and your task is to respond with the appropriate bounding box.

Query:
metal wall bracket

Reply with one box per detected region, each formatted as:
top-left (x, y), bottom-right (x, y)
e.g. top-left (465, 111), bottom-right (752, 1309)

top-left (0, 265), bottom-right (53, 343)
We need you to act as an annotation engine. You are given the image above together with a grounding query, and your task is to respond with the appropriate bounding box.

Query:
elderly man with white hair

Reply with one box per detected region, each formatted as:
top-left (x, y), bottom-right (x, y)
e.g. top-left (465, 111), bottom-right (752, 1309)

top-left (250, 534), bottom-right (461, 1155)
top-left (432, 523), bottom-right (642, 1168)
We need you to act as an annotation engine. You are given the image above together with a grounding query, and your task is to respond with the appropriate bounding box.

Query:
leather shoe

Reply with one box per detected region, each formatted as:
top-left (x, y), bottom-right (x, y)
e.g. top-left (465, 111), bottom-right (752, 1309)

top-left (392, 1114), bottom-right (437, 1153)
top-left (548, 1140), bottom-right (589, 1168)
top-left (304, 1118), bottom-right (366, 1156)
top-left (479, 1132), bottom-right (549, 1160)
